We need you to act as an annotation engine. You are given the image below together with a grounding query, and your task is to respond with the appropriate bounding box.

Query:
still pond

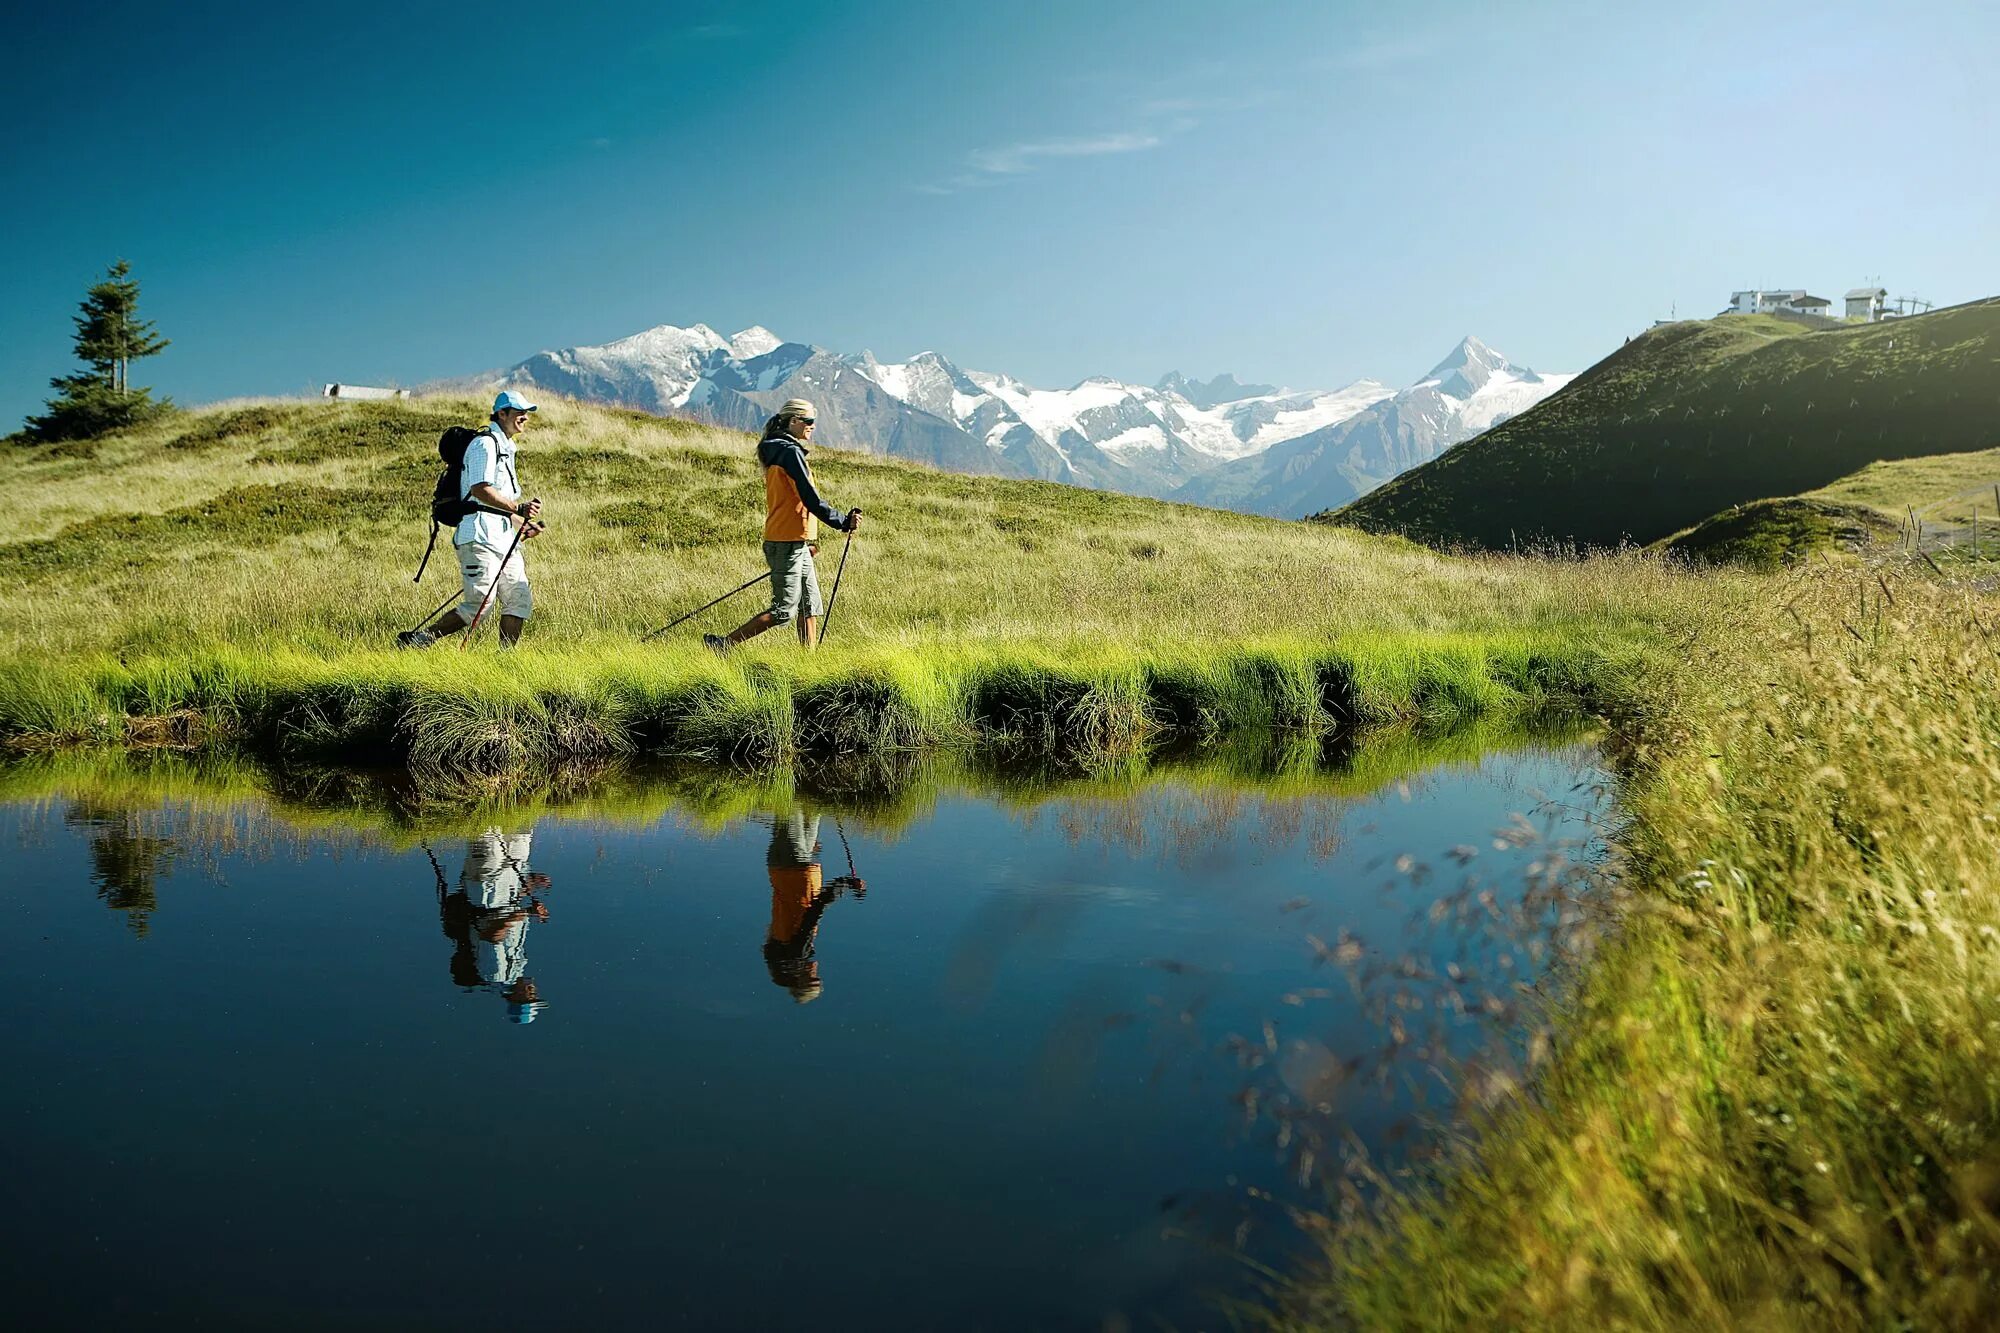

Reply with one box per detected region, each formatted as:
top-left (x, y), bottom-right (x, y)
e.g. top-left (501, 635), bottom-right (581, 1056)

top-left (3, 741), bottom-right (1613, 1330)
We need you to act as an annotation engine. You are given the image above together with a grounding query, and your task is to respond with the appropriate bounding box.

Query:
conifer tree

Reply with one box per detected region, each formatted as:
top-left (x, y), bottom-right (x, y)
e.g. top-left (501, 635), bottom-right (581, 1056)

top-left (23, 260), bottom-right (173, 442)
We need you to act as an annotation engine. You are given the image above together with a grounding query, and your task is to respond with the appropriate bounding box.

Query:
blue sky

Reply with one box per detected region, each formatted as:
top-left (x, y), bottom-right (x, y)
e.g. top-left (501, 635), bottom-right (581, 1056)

top-left (3, 0), bottom-right (1994, 427)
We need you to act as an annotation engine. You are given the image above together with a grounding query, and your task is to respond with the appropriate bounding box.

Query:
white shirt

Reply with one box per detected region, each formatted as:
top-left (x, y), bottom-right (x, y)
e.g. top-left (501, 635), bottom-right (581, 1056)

top-left (455, 425), bottom-right (522, 552)
top-left (459, 830), bottom-right (534, 910)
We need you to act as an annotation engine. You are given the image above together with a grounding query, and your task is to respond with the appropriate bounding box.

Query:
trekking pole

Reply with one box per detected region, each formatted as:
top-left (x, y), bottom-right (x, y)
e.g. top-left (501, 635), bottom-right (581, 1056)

top-left (421, 841), bottom-right (450, 907)
top-left (406, 587), bottom-right (461, 638)
top-left (639, 570), bottom-right (773, 643)
top-left (408, 504), bottom-right (533, 636)
top-left (833, 816), bottom-right (857, 878)
top-left (832, 816), bottom-right (865, 900)
top-left (819, 528), bottom-right (856, 644)
top-left (460, 517), bottom-right (536, 651)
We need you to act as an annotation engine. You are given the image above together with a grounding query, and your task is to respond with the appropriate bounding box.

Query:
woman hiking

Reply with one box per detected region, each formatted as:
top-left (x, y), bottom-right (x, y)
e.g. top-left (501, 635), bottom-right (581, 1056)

top-left (707, 398), bottom-right (860, 653)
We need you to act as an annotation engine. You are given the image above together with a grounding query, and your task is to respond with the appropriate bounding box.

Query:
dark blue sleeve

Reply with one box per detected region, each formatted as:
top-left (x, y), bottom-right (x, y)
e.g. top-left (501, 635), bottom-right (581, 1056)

top-left (777, 444), bottom-right (847, 529)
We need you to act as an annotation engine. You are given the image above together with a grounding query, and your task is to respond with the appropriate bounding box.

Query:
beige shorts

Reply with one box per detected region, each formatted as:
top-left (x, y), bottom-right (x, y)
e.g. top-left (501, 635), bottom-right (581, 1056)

top-left (458, 543), bottom-right (532, 621)
top-left (763, 540), bottom-right (822, 623)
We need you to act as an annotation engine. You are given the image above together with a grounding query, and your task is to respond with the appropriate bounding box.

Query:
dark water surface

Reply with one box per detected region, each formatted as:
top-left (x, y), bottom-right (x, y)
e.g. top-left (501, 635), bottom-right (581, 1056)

top-left (3, 743), bottom-right (1612, 1331)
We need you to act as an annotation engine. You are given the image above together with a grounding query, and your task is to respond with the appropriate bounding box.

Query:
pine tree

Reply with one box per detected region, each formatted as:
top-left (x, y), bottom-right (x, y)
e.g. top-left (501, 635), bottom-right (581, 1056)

top-left (23, 260), bottom-right (173, 442)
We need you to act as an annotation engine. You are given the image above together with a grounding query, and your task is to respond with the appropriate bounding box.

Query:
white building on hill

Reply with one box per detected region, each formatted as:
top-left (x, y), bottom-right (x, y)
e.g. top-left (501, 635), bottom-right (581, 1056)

top-left (1725, 289), bottom-right (1832, 317)
top-left (1845, 287), bottom-right (1888, 320)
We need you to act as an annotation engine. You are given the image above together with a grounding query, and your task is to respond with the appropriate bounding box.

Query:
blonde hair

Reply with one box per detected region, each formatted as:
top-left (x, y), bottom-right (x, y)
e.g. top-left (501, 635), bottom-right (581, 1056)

top-left (762, 412), bottom-right (809, 440)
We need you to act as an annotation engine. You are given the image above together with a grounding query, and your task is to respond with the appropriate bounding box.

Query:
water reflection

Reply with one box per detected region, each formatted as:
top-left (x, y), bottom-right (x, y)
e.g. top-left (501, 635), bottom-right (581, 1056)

top-left (63, 800), bottom-right (180, 936)
top-left (764, 808), bottom-right (866, 1003)
top-left (430, 830), bottom-right (552, 1023)
top-left (3, 733), bottom-right (1615, 1331)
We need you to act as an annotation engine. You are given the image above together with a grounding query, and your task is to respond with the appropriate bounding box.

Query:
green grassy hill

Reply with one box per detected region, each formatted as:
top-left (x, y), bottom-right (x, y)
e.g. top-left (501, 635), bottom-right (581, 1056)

top-left (0, 394), bottom-right (1694, 773)
top-left (1329, 299), bottom-right (2000, 551)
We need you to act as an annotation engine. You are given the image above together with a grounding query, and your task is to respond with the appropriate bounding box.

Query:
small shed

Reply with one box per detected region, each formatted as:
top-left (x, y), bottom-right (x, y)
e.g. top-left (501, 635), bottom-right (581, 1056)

top-left (1845, 287), bottom-right (1887, 321)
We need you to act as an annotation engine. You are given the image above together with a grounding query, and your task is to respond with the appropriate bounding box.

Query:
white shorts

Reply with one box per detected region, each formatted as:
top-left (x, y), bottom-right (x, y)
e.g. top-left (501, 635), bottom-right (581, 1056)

top-left (458, 543), bottom-right (532, 621)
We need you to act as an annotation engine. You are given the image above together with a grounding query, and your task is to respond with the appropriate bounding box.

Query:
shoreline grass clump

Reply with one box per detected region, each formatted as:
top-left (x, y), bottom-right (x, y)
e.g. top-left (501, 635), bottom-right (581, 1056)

top-left (1266, 562), bottom-right (2000, 1330)
top-left (0, 632), bottom-right (1635, 784)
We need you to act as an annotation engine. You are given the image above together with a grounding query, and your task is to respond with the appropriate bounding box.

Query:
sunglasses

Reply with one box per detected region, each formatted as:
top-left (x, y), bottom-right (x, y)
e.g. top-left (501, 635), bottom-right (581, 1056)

top-left (798, 417), bottom-right (816, 426)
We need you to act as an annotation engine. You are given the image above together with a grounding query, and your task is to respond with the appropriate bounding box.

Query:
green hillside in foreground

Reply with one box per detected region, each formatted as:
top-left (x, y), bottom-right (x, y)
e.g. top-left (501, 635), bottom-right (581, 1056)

top-left (0, 394), bottom-right (1705, 772)
top-left (1330, 299), bottom-right (2000, 550)
top-left (0, 393), bottom-right (1687, 662)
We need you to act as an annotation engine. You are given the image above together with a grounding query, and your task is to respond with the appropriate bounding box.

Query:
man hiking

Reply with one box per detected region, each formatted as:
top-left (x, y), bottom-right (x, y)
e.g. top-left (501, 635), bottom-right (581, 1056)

top-left (401, 390), bottom-right (544, 649)
top-left (706, 398), bottom-right (859, 653)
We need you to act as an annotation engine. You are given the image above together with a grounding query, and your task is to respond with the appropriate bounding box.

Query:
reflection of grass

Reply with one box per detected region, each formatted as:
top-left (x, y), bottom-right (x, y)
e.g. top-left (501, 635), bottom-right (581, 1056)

top-left (0, 718), bottom-right (1596, 845)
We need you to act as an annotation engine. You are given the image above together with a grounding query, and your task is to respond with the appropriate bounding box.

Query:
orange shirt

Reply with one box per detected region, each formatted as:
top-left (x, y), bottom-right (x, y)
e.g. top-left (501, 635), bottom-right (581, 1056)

top-left (764, 461), bottom-right (816, 542)
top-left (767, 865), bottom-right (824, 942)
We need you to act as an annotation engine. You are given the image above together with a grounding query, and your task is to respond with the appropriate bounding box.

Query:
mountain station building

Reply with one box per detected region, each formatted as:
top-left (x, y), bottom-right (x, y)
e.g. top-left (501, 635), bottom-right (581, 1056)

top-left (1845, 287), bottom-right (1889, 321)
top-left (1724, 289), bottom-right (1833, 318)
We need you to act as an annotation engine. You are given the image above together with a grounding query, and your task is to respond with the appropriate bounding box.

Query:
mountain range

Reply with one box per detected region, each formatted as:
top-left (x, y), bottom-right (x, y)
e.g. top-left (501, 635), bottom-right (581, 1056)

top-left (481, 323), bottom-right (1571, 517)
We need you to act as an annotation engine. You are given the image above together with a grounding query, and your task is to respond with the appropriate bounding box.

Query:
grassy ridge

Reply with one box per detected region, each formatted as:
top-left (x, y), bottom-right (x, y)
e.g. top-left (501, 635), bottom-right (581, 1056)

top-left (1332, 300), bottom-right (2000, 551)
top-left (1807, 443), bottom-right (2000, 519)
top-left (0, 395), bottom-right (1700, 772)
top-left (1658, 497), bottom-right (1897, 570)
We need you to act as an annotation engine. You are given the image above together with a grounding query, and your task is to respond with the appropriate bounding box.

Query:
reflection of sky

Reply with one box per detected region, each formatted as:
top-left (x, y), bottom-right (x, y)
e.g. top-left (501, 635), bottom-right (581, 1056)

top-left (1, 744), bottom-right (1609, 1330)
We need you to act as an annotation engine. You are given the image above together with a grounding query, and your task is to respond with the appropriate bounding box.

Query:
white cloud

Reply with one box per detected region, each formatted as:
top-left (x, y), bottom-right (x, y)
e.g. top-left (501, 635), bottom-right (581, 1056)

top-left (967, 131), bottom-right (1162, 175)
top-left (1312, 33), bottom-right (1442, 73)
top-left (921, 129), bottom-right (1167, 195)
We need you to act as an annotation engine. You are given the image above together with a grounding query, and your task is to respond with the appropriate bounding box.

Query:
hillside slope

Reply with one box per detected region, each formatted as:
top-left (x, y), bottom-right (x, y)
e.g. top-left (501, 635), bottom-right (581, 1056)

top-left (1328, 300), bottom-right (2000, 550)
top-left (0, 395), bottom-right (1688, 665)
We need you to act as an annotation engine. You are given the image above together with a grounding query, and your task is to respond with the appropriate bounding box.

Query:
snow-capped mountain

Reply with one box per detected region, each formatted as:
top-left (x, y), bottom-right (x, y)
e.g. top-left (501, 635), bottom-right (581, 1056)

top-left (1172, 337), bottom-right (1578, 518)
top-left (487, 323), bottom-right (1566, 511)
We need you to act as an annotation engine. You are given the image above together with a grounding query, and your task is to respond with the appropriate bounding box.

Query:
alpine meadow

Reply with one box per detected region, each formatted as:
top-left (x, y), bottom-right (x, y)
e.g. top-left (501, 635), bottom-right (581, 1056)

top-left (11, 2), bottom-right (2000, 1325)
top-left (7, 326), bottom-right (2000, 1323)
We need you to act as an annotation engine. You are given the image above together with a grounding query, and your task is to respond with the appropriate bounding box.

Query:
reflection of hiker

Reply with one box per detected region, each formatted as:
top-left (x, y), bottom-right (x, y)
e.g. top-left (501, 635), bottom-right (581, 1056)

top-left (763, 809), bottom-right (865, 1003)
top-left (440, 829), bottom-right (552, 1023)
top-left (707, 399), bottom-right (860, 654)
top-left (402, 390), bottom-right (545, 649)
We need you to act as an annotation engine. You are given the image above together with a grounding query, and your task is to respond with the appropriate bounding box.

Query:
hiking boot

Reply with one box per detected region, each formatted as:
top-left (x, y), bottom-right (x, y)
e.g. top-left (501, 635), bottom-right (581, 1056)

top-left (702, 633), bottom-right (732, 657)
top-left (395, 629), bottom-right (436, 650)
